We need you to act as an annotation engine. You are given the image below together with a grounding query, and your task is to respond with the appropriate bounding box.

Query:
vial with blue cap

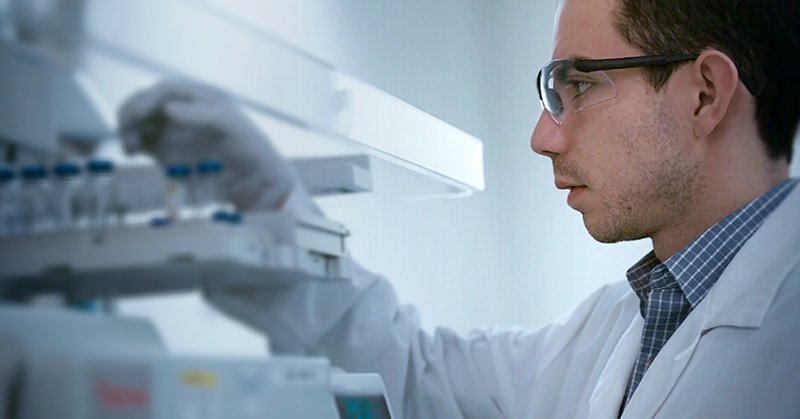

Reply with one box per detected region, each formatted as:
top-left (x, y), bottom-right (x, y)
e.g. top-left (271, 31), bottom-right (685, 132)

top-left (149, 216), bottom-right (173, 228)
top-left (195, 160), bottom-right (230, 218)
top-left (165, 164), bottom-right (192, 221)
top-left (211, 210), bottom-right (243, 225)
top-left (53, 162), bottom-right (82, 230)
top-left (21, 165), bottom-right (55, 233)
top-left (85, 160), bottom-right (116, 229)
top-left (0, 167), bottom-right (22, 235)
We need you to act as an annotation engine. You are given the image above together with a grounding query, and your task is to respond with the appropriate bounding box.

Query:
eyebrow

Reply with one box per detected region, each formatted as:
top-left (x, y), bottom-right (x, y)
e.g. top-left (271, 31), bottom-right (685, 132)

top-left (553, 54), bottom-right (594, 61)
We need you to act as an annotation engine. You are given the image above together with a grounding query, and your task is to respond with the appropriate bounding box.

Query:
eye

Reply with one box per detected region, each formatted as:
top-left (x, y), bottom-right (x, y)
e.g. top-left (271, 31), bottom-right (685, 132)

top-left (570, 79), bottom-right (594, 96)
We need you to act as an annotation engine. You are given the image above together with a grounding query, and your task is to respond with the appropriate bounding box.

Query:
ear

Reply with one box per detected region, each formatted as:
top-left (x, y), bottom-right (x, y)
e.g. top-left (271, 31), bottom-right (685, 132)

top-left (689, 50), bottom-right (740, 139)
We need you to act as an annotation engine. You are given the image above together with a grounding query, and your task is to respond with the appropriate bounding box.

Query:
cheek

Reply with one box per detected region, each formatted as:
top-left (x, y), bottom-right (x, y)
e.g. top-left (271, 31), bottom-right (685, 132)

top-left (582, 117), bottom-right (661, 213)
top-left (572, 112), bottom-right (632, 182)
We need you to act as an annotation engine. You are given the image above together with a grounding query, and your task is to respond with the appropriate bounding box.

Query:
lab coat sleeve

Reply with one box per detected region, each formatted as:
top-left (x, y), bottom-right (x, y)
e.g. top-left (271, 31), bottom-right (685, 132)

top-left (204, 261), bottom-right (619, 419)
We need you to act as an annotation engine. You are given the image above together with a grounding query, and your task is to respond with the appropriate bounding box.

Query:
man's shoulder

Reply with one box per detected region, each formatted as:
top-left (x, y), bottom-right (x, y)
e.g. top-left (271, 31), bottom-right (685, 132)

top-left (589, 279), bottom-right (636, 310)
top-left (551, 279), bottom-right (638, 330)
top-left (770, 260), bottom-right (800, 312)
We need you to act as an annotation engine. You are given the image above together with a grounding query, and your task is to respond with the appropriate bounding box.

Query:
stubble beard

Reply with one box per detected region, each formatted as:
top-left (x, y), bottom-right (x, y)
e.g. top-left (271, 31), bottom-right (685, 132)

top-left (584, 96), bottom-right (703, 244)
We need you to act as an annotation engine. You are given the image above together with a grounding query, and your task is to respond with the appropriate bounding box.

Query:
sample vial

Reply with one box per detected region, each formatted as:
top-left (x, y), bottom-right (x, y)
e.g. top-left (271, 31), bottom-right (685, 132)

top-left (0, 167), bottom-right (21, 236)
top-left (20, 165), bottom-right (55, 233)
top-left (53, 163), bottom-right (82, 230)
top-left (149, 216), bottom-right (173, 228)
top-left (211, 210), bottom-right (242, 225)
top-left (85, 160), bottom-right (116, 229)
top-left (211, 210), bottom-right (229, 224)
top-left (226, 212), bottom-right (242, 225)
top-left (195, 160), bottom-right (229, 217)
top-left (165, 165), bottom-right (191, 221)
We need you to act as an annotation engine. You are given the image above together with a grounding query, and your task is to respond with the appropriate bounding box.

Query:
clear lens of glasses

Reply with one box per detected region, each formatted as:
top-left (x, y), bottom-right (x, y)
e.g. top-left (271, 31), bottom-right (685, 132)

top-left (538, 60), bottom-right (618, 124)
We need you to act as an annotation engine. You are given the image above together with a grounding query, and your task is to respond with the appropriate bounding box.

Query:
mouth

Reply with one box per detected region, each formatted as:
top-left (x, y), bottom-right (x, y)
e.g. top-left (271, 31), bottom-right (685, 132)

top-left (554, 178), bottom-right (586, 191)
top-left (566, 186), bottom-right (586, 208)
top-left (555, 178), bottom-right (587, 208)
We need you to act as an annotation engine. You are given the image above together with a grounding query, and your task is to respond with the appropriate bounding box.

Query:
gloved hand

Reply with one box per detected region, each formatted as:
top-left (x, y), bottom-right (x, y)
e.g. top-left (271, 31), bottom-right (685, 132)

top-left (117, 79), bottom-right (319, 214)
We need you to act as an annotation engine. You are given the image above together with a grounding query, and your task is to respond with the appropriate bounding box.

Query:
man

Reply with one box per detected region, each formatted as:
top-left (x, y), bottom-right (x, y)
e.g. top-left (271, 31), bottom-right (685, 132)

top-left (118, 0), bottom-right (800, 417)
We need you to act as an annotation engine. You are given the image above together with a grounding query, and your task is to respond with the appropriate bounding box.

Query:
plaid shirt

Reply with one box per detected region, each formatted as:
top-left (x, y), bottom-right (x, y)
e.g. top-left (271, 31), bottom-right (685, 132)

top-left (621, 179), bottom-right (798, 407)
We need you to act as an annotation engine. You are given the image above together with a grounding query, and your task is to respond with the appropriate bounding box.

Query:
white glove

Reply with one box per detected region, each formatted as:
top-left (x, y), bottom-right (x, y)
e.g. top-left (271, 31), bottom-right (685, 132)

top-left (117, 79), bottom-right (318, 213)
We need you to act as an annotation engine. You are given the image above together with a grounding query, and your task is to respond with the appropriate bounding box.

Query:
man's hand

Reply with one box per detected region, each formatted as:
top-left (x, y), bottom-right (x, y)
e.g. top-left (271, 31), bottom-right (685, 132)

top-left (117, 79), bottom-right (313, 212)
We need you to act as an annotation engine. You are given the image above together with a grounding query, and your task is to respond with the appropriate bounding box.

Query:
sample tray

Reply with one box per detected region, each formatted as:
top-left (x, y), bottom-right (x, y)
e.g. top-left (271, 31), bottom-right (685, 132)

top-left (0, 210), bottom-right (351, 301)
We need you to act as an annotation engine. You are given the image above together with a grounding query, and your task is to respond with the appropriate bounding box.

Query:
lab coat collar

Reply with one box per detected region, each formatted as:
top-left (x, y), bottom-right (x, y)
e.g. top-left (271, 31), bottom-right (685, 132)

top-left (621, 180), bottom-right (800, 418)
top-left (703, 180), bottom-right (800, 330)
top-left (587, 313), bottom-right (643, 419)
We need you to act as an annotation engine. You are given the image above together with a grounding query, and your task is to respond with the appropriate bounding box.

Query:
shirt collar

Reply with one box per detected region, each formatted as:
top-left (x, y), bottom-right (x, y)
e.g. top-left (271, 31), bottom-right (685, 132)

top-left (626, 179), bottom-right (798, 311)
top-left (626, 251), bottom-right (661, 315)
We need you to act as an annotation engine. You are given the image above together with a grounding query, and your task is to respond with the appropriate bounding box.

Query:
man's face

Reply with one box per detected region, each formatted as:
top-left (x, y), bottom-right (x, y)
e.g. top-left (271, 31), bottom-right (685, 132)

top-left (531, 0), bottom-right (702, 244)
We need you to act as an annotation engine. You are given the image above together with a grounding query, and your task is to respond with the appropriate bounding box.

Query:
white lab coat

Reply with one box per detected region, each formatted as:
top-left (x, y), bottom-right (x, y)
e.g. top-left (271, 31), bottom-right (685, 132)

top-left (206, 182), bottom-right (800, 418)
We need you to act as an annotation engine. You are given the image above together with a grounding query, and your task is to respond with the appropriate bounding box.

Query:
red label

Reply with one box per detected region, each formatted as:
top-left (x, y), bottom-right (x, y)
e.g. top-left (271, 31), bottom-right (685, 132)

top-left (96, 382), bottom-right (149, 409)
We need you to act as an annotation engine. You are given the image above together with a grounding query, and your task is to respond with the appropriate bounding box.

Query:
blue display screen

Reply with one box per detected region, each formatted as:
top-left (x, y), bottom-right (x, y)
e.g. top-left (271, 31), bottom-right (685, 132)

top-left (335, 395), bottom-right (392, 419)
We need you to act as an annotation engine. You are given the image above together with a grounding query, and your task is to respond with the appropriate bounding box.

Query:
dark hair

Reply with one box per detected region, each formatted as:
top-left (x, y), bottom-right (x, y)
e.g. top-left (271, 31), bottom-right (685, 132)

top-left (613, 0), bottom-right (800, 162)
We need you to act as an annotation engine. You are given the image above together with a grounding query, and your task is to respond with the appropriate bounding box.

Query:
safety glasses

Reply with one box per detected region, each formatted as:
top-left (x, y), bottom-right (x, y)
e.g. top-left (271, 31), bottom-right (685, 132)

top-left (536, 54), bottom-right (763, 125)
top-left (536, 54), bottom-right (697, 124)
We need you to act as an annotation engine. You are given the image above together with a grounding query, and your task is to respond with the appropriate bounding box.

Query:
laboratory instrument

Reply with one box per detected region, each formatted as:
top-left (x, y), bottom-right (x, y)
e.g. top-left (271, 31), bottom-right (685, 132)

top-left (0, 304), bottom-right (394, 419)
top-left (0, 0), bottom-right (486, 416)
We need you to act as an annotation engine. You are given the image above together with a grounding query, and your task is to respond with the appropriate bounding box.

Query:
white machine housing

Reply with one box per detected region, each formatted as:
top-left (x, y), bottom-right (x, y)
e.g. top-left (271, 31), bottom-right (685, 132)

top-left (0, 304), bottom-right (394, 419)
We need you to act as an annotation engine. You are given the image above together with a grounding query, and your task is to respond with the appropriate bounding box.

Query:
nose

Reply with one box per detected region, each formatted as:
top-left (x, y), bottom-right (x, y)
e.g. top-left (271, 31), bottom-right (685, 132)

top-left (531, 111), bottom-right (566, 157)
